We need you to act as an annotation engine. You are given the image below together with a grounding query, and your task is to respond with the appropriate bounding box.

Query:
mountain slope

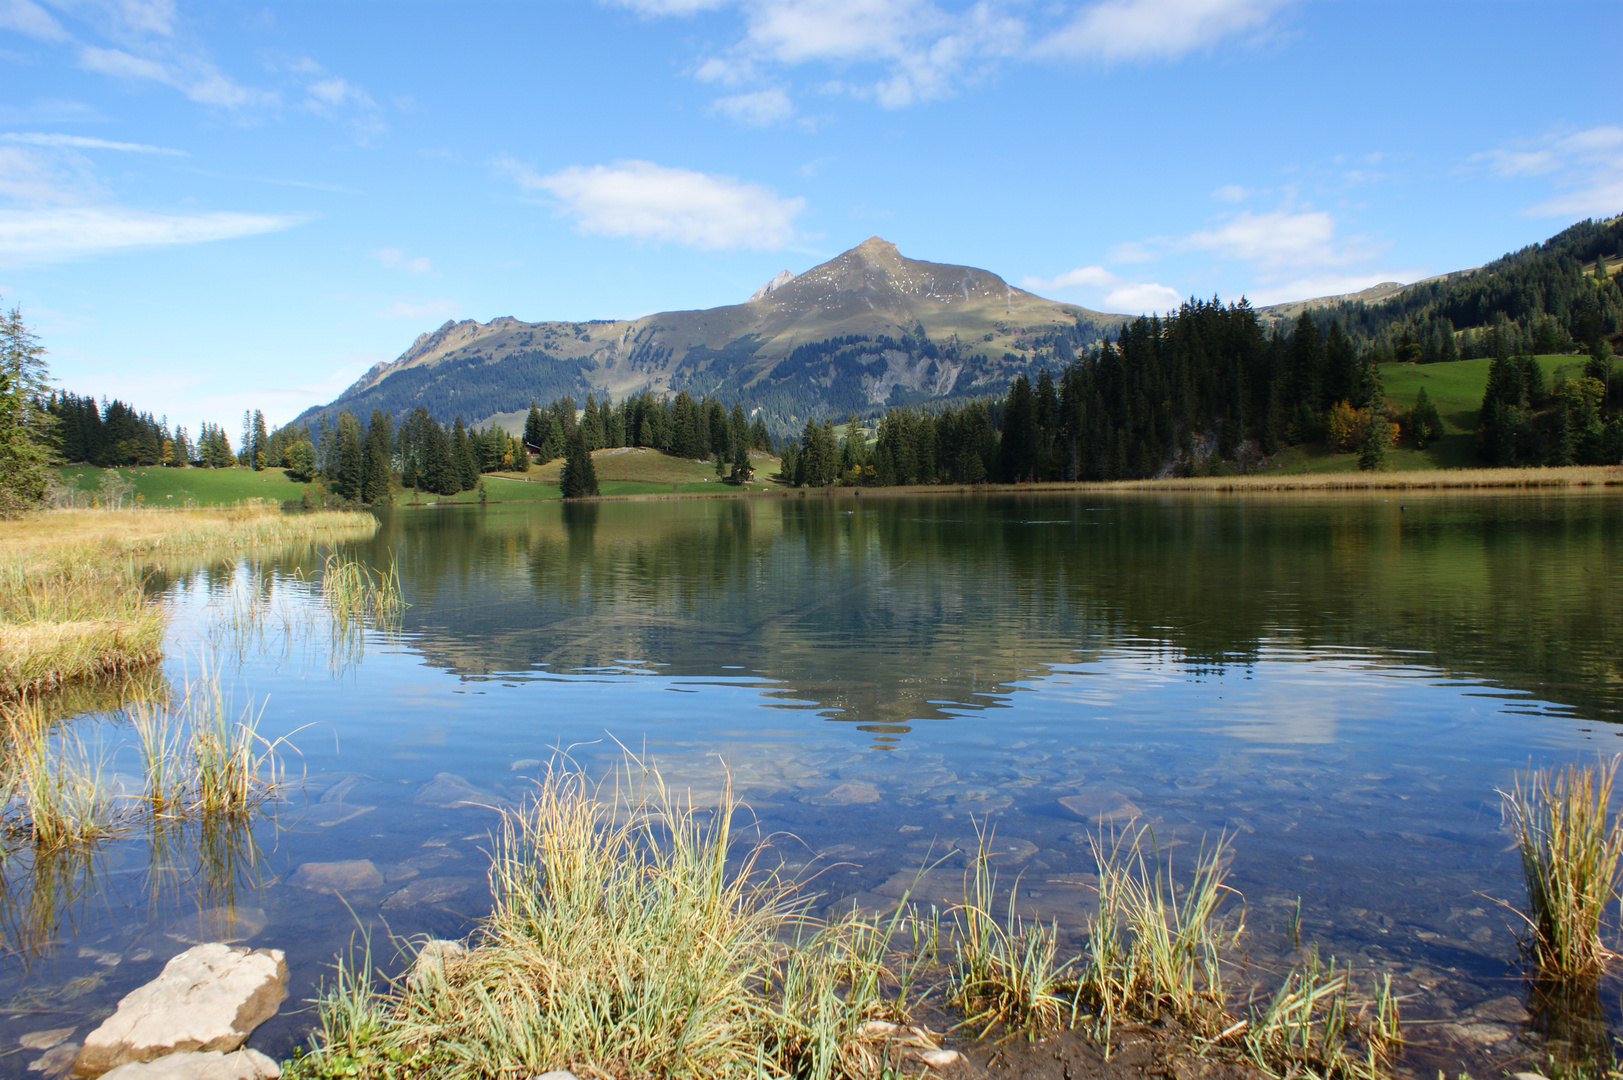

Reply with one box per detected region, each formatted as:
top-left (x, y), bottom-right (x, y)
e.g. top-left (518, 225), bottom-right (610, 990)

top-left (296, 238), bottom-right (1128, 435)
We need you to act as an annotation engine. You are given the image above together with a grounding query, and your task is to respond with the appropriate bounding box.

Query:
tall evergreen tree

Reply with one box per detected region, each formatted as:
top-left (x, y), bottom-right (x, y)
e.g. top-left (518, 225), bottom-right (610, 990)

top-left (559, 426), bottom-right (599, 498)
top-left (0, 304), bottom-right (53, 516)
top-left (363, 409), bottom-right (393, 503)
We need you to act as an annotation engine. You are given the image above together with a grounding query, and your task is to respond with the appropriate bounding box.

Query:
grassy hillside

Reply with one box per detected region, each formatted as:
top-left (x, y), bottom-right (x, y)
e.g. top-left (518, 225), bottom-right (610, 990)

top-left (57, 449), bottom-right (786, 509)
top-left (58, 465), bottom-right (313, 507)
top-left (1262, 353), bottom-right (1585, 473)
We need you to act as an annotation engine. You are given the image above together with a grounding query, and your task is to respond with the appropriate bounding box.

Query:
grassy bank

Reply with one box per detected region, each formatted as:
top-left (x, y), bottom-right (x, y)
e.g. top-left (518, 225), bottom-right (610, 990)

top-left (0, 507), bottom-right (379, 697)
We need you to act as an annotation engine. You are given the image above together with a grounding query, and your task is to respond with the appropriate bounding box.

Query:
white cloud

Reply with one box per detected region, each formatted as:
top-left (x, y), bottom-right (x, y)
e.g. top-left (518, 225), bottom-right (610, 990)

top-left (1, 131), bottom-right (185, 155)
top-left (1021, 265), bottom-right (1118, 291)
top-left (710, 87), bottom-right (794, 126)
top-left (1185, 208), bottom-right (1339, 270)
top-left (1103, 281), bottom-right (1183, 313)
top-left (78, 44), bottom-right (267, 108)
top-left (1038, 0), bottom-right (1286, 62)
top-left (0, 206), bottom-right (301, 262)
top-left (509, 158), bottom-right (805, 251)
top-left (375, 247), bottom-right (432, 274)
top-left (1475, 126), bottom-right (1623, 219)
top-left (379, 299), bottom-right (460, 321)
top-left (0, 0), bottom-right (68, 40)
top-left (1211, 183), bottom-right (1249, 202)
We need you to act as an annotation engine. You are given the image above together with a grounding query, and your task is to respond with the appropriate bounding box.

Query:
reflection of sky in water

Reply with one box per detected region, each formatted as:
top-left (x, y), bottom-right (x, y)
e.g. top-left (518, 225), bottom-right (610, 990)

top-left (3, 494), bottom-right (1621, 1077)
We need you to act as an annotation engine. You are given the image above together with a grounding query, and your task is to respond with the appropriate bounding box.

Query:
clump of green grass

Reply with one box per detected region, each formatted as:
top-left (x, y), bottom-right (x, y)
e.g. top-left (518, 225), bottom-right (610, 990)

top-left (951, 821), bottom-right (1075, 1035)
top-left (126, 664), bottom-right (291, 820)
top-left (1, 698), bottom-right (124, 849)
top-left (1075, 825), bottom-right (1240, 1040)
top-left (320, 552), bottom-right (404, 635)
top-left (1240, 948), bottom-right (1401, 1080)
top-left (289, 761), bottom-right (936, 1080)
top-left (1500, 756), bottom-right (1623, 978)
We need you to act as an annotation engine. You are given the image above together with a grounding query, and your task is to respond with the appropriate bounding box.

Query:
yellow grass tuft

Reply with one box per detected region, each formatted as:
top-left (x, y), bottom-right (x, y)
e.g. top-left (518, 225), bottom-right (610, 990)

top-left (1501, 756), bottom-right (1623, 978)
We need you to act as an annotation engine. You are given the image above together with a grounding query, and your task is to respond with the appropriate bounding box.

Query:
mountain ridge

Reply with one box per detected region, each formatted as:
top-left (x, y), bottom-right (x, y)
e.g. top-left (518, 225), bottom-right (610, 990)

top-left (295, 237), bottom-right (1131, 435)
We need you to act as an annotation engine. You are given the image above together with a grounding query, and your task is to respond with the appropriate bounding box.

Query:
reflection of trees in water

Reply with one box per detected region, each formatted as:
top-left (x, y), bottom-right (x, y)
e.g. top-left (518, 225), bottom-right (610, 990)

top-left (365, 494), bottom-right (1623, 733)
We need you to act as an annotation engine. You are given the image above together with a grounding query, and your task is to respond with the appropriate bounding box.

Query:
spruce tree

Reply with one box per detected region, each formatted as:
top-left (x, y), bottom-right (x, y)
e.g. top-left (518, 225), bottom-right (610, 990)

top-left (523, 400), bottom-right (545, 453)
top-left (559, 427), bottom-right (599, 498)
top-left (0, 304), bottom-right (52, 516)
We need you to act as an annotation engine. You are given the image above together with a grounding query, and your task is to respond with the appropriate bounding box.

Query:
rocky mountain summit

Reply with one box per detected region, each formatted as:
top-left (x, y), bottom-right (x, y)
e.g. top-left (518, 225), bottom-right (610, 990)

top-left (296, 238), bottom-right (1129, 435)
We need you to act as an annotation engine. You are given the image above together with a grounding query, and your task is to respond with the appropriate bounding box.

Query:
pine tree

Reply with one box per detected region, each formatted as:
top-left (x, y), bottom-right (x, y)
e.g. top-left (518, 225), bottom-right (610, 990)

top-left (559, 426), bottom-right (599, 498)
top-left (0, 304), bottom-right (53, 516)
top-left (363, 409), bottom-right (393, 503)
top-left (251, 410), bottom-right (269, 470)
top-left (452, 417), bottom-right (477, 491)
top-left (523, 400), bottom-right (545, 453)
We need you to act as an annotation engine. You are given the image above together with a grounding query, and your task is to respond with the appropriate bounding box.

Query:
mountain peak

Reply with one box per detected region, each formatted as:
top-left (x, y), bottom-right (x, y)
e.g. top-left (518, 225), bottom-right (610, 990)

top-left (750, 269), bottom-right (797, 302)
top-left (857, 236), bottom-right (897, 253)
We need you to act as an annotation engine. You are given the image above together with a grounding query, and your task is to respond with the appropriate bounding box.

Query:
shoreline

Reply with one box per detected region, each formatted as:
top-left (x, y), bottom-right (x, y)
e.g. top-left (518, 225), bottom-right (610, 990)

top-left (410, 464), bottom-right (1623, 508)
top-left (0, 506), bottom-right (380, 699)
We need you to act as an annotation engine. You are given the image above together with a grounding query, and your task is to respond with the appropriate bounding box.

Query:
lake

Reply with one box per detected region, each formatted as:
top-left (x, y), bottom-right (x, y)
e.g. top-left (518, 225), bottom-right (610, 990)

top-left (4, 489), bottom-right (1621, 1077)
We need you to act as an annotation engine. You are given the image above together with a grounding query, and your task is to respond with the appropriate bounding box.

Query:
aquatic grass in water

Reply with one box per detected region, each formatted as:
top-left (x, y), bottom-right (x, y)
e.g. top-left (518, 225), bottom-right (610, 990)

top-left (291, 761), bottom-right (933, 1080)
top-left (1, 698), bottom-right (124, 850)
top-left (128, 663), bottom-right (292, 820)
top-left (1240, 948), bottom-right (1401, 1080)
top-left (951, 821), bottom-right (1075, 1035)
top-left (1501, 756), bottom-right (1623, 978)
top-left (1076, 825), bottom-right (1239, 1039)
top-left (320, 552), bottom-right (404, 635)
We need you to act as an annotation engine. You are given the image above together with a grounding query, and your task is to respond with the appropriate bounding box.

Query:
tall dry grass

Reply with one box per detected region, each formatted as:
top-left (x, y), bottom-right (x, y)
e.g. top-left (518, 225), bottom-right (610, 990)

top-left (1501, 757), bottom-right (1623, 978)
top-left (0, 506), bottom-right (378, 696)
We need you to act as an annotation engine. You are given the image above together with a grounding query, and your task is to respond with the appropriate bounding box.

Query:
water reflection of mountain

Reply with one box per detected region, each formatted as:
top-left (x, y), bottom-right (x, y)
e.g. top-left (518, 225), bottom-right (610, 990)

top-left (356, 492), bottom-right (1623, 737)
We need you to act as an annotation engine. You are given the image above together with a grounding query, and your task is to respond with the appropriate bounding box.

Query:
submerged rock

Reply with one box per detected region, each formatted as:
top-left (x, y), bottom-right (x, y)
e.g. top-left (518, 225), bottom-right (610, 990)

top-left (98, 1050), bottom-right (279, 1080)
top-left (818, 781), bottom-right (881, 804)
top-left (73, 944), bottom-right (287, 1077)
top-left (1056, 790), bottom-right (1142, 823)
top-left (164, 907), bottom-right (268, 946)
top-left (20, 1028), bottom-right (77, 1051)
top-left (382, 877), bottom-right (475, 911)
top-left (414, 773), bottom-right (505, 809)
top-left (287, 860), bottom-right (383, 893)
top-left (29, 1043), bottom-right (78, 1077)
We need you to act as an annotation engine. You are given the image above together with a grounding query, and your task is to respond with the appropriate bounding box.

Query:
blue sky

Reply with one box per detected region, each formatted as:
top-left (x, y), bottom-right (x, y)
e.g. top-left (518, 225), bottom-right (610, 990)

top-left (1, 0), bottom-right (1619, 431)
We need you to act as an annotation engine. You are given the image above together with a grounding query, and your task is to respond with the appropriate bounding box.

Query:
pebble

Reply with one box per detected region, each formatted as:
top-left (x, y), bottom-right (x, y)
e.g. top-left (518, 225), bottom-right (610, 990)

top-left (819, 781), bottom-right (881, 805)
top-left (510, 759), bottom-right (542, 771)
top-left (27, 1042), bottom-right (77, 1077)
top-left (918, 1050), bottom-right (960, 1068)
top-left (530, 1072), bottom-right (578, 1080)
top-left (1056, 790), bottom-right (1141, 823)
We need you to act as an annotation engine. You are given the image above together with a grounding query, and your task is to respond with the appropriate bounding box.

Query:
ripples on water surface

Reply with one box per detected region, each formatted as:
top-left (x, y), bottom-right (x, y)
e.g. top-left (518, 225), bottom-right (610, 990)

top-left (3, 490), bottom-right (1621, 1076)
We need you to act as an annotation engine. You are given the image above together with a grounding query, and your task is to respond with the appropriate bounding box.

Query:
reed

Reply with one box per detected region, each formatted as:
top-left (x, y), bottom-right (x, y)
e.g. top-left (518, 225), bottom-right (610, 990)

top-left (1241, 949), bottom-right (1401, 1080)
top-left (951, 822), bottom-right (1074, 1034)
top-left (290, 761), bottom-right (934, 1080)
top-left (1500, 757), bottom-right (1623, 978)
top-left (320, 552), bottom-right (405, 634)
top-left (1, 699), bottom-right (123, 849)
top-left (1075, 825), bottom-right (1240, 1039)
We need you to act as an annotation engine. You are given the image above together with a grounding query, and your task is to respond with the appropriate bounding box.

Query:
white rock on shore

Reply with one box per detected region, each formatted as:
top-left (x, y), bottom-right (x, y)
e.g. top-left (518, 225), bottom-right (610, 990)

top-left (73, 944), bottom-right (287, 1078)
top-left (98, 1050), bottom-right (280, 1080)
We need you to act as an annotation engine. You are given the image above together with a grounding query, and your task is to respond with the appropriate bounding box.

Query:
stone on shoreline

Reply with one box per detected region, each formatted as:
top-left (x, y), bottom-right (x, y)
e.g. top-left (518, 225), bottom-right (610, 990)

top-left (407, 939), bottom-right (467, 987)
top-left (98, 1050), bottom-right (280, 1080)
top-left (73, 944), bottom-right (287, 1078)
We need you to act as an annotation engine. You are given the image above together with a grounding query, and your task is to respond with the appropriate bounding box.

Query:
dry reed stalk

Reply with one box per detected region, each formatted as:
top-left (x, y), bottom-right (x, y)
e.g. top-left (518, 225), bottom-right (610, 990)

top-left (1501, 757), bottom-right (1623, 978)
